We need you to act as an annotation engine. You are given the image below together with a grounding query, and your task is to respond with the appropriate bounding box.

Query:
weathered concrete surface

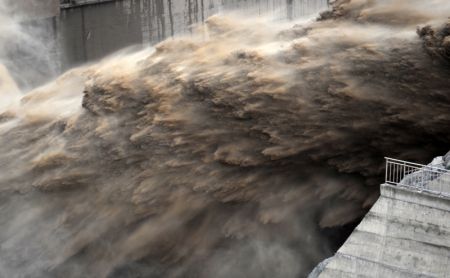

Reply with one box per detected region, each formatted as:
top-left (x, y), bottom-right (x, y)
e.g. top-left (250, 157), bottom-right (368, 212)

top-left (317, 184), bottom-right (450, 278)
top-left (427, 174), bottom-right (450, 196)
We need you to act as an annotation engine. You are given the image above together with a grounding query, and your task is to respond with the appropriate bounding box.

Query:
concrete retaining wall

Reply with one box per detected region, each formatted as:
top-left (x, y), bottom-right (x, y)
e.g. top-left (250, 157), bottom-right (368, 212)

top-left (317, 184), bottom-right (450, 277)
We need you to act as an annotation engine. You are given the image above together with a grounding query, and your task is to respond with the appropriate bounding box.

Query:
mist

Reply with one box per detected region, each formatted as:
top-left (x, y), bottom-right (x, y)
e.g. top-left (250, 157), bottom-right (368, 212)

top-left (0, 0), bottom-right (449, 277)
top-left (0, 0), bottom-right (59, 90)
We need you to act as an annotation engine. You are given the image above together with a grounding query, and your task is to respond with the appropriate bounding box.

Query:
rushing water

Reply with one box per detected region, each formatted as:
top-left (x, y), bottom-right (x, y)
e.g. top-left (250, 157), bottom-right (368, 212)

top-left (0, 0), bottom-right (449, 278)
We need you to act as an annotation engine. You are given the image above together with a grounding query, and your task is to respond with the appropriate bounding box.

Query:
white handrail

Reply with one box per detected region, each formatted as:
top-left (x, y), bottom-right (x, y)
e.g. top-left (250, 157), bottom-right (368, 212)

top-left (385, 157), bottom-right (450, 196)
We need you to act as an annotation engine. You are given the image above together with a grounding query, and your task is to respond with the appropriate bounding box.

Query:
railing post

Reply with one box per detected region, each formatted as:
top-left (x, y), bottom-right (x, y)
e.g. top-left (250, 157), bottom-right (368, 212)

top-left (399, 161), bottom-right (407, 185)
top-left (385, 158), bottom-right (388, 184)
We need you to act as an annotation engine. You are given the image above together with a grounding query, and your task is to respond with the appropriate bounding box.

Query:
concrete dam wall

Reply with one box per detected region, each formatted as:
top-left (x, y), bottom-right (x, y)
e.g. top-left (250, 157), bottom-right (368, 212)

top-left (58, 0), bottom-right (329, 68)
top-left (5, 0), bottom-right (329, 86)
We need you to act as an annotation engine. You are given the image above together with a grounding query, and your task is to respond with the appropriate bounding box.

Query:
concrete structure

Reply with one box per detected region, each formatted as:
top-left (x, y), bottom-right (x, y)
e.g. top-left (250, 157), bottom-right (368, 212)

top-left (8, 0), bottom-right (330, 74)
top-left (314, 159), bottom-right (450, 278)
top-left (58, 0), bottom-right (329, 69)
top-left (6, 0), bottom-right (330, 86)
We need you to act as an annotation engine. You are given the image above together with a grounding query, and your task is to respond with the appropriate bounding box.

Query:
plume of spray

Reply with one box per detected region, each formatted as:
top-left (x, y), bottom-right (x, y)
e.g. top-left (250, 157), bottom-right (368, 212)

top-left (0, 0), bottom-right (59, 90)
top-left (0, 0), bottom-right (450, 277)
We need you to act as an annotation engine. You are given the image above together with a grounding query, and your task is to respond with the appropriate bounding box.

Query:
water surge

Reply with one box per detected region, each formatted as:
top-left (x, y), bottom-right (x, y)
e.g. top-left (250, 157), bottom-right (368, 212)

top-left (0, 0), bottom-right (449, 277)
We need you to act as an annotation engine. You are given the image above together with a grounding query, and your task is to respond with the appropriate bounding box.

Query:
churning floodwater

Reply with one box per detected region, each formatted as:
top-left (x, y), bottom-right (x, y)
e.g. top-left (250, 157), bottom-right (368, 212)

top-left (0, 0), bottom-right (450, 278)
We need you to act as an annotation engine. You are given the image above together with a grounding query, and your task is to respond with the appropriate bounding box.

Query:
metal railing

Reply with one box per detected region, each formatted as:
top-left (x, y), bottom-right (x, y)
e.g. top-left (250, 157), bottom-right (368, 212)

top-left (385, 157), bottom-right (450, 196)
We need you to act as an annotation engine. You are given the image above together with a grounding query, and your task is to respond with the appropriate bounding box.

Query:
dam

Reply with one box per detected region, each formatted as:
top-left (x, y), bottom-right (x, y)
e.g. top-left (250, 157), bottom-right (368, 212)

top-left (9, 0), bottom-right (329, 86)
top-left (58, 0), bottom-right (329, 68)
top-left (1, 0), bottom-right (449, 277)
